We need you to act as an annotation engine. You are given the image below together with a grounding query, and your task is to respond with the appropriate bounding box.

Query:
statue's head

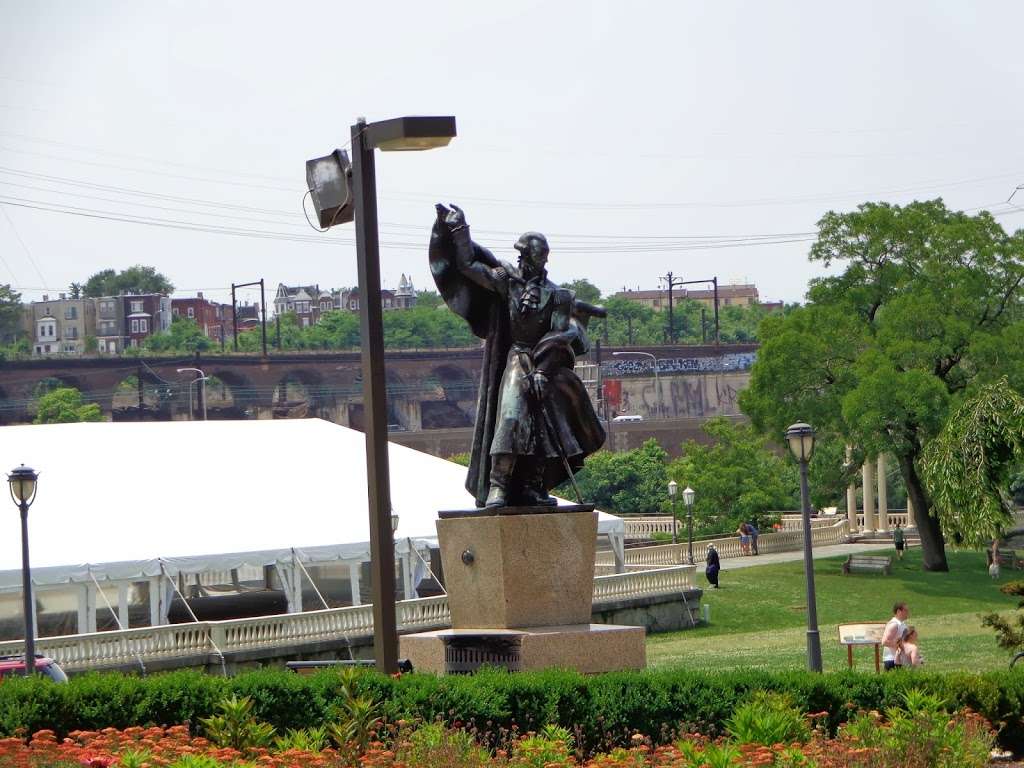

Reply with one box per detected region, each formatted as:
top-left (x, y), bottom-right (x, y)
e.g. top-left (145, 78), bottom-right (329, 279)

top-left (514, 232), bottom-right (549, 274)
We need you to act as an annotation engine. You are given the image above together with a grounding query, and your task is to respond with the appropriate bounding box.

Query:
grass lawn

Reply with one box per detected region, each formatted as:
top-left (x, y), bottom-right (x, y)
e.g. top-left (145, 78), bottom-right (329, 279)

top-left (647, 547), bottom-right (1023, 673)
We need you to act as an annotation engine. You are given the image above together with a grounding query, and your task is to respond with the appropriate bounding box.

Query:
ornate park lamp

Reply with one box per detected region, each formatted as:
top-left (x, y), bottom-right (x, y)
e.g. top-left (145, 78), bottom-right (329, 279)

top-left (682, 485), bottom-right (695, 565)
top-left (8, 465), bottom-right (39, 676)
top-left (306, 116), bottom-right (456, 674)
top-left (786, 422), bottom-right (822, 672)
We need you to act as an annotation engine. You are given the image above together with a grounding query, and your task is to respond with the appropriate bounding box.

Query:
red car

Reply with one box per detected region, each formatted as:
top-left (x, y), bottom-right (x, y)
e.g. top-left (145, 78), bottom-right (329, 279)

top-left (0, 655), bottom-right (68, 682)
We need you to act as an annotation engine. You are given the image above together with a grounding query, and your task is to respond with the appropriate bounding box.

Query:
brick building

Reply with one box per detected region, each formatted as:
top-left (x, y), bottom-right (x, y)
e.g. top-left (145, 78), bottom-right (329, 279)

top-left (171, 293), bottom-right (230, 341)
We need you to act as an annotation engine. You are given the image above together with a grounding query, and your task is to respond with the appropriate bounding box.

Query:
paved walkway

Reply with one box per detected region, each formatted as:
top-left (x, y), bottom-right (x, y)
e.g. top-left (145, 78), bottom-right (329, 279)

top-left (720, 541), bottom-right (897, 571)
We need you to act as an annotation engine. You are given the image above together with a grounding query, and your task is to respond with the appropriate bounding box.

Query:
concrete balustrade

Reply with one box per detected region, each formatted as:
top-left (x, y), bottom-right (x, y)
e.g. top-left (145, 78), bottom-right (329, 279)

top-left (0, 568), bottom-right (694, 672)
top-left (596, 518), bottom-right (849, 569)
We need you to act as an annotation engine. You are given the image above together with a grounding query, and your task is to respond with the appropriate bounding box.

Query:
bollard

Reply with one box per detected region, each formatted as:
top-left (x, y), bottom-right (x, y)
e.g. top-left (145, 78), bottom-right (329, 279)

top-left (702, 604), bottom-right (711, 624)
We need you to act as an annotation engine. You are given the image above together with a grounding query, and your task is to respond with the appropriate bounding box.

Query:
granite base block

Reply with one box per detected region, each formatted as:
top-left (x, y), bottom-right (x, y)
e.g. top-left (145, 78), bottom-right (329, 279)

top-left (400, 624), bottom-right (645, 675)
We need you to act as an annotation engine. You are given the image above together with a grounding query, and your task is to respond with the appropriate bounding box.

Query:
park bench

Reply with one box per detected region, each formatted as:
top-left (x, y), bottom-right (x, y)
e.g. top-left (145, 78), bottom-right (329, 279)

top-left (995, 548), bottom-right (1024, 570)
top-left (842, 555), bottom-right (892, 575)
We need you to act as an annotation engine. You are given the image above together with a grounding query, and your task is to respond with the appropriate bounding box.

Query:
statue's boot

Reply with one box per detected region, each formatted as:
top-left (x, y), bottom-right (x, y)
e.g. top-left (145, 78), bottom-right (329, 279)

top-left (520, 458), bottom-right (557, 507)
top-left (484, 454), bottom-right (514, 508)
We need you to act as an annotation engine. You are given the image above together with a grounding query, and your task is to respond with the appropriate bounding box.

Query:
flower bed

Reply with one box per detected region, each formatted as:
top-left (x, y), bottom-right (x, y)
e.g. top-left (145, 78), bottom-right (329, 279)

top-left (0, 676), bottom-right (1005, 768)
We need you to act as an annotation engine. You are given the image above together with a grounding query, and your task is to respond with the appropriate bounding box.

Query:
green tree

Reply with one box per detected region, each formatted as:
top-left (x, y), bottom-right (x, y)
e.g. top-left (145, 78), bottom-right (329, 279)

top-left (34, 387), bottom-right (103, 424)
top-left (740, 200), bottom-right (1024, 571)
top-left (144, 316), bottom-right (212, 353)
top-left (564, 439), bottom-right (669, 514)
top-left (67, 282), bottom-right (83, 299)
top-left (0, 284), bottom-right (23, 343)
top-left (83, 265), bottom-right (174, 297)
top-left (669, 417), bottom-right (799, 535)
top-left (602, 297), bottom-right (660, 345)
top-left (559, 278), bottom-right (602, 304)
top-left (415, 290), bottom-right (443, 309)
top-left (921, 378), bottom-right (1024, 547)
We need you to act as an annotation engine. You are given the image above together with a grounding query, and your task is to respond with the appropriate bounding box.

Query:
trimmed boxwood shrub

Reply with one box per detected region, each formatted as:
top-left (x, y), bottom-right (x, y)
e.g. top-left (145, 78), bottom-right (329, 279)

top-left (2, 667), bottom-right (1023, 752)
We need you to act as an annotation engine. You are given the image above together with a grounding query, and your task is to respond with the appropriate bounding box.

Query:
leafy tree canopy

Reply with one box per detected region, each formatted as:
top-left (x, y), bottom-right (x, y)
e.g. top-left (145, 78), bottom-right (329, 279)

top-left (669, 417), bottom-right (799, 535)
top-left (921, 378), bottom-right (1024, 547)
top-left (83, 265), bottom-right (174, 298)
top-left (564, 439), bottom-right (670, 515)
top-left (34, 387), bottom-right (103, 424)
top-left (559, 278), bottom-right (602, 304)
top-left (740, 199), bottom-right (1024, 571)
top-left (144, 316), bottom-right (212, 354)
top-left (0, 283), bottom-right (23, 343)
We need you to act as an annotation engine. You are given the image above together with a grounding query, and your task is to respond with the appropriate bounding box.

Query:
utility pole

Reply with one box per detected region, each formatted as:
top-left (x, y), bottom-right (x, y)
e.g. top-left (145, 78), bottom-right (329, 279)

top-left (276, 315), bottom-right (282, 349)
top-left (231, 284), bottom-right (238, 351)
top-left (701, 307), bottom-right (707, 344)
top-left (232, 280), bottom-right (269, 356)
top-left (661, 271), bottom-right (685, 344)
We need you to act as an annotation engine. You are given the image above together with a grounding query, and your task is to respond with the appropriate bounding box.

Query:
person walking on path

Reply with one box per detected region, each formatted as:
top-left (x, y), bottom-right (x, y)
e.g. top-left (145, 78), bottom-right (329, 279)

top-left (881, 601), bottom-right (909, 671)
top-left (737, 523), bottom-right (751, 556)
top-left (893, 524), bottom-right (906, 560)
top-left (705, 545), bottom-right (721, 588)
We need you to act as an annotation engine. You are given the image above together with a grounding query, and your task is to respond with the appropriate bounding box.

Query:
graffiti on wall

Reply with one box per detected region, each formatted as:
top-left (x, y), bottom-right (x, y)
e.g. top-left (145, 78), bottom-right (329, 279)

top-left (602, 352), bottom-right (756, 378)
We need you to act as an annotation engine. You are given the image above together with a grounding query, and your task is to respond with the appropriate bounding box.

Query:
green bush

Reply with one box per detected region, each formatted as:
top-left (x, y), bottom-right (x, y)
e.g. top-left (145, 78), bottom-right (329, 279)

top-left (2, 667), bottom-right (1024, 754)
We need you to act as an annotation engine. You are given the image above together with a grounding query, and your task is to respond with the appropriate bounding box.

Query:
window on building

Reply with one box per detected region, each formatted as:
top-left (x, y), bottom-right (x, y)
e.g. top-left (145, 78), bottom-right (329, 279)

top-left (172, 307), bottom-right (179, 317)
top-left (301, 317), bottom-right (310, 327)
top-left (140, 319), bottom-right (148, 333)
top-left (131, 319), bottom-right (140, 333)
top-left (187, 307), bottom-right (195, 318)
top-left (35, 346), bottom-right (41, 354)
top-left (44, 344), bottom-right (51, 353)
top-left (131, 300), bottom-right (143, 313)
top-left (349, 300), bottom-right (357, 310)
top-left (67, 327), bottom-right (77, 339)
top-left (384, 299), bottom-right (392, 308)
top-left (65, 306), bottom-right (77, 320)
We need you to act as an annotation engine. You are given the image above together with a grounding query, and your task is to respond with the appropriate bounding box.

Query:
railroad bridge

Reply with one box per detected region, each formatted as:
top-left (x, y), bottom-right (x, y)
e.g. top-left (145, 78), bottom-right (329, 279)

top-left (0, 343), bottom-right (756, 456)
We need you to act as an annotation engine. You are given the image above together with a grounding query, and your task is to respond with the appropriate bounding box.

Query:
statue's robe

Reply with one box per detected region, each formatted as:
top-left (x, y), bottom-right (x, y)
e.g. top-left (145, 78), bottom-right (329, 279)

top-left (429, 219), bottom-right (606, 506)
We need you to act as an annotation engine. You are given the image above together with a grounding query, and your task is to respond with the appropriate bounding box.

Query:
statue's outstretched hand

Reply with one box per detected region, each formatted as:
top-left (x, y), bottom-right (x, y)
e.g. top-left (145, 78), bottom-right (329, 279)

top-left (444, 203), bottom-right (467, 230)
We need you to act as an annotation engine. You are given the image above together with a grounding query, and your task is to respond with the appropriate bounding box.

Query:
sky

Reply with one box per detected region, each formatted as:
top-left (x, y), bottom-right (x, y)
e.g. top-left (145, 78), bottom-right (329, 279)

top-left (2, 1), bottom-right (1024, 309)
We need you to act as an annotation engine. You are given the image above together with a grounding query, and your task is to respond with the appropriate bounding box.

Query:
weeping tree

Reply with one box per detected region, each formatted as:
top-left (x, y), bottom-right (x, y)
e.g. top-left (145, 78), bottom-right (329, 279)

top-left (921, 378), bottom-right (1024, 547)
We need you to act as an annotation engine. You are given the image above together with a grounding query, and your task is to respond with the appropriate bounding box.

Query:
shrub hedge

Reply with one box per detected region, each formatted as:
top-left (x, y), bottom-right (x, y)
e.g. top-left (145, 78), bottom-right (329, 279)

top-left (2, 667), bottom-right (1023, 753)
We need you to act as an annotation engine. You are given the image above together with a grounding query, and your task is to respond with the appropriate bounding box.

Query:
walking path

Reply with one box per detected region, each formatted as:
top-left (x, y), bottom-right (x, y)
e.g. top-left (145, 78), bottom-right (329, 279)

top-left (721, 541), bottom-right (897, 571)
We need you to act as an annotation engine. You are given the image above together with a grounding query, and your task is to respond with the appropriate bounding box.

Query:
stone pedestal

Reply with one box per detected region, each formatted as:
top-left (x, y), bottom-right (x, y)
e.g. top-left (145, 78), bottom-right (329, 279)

top-left (403, 505), bottom-right (646, 674)
top-left (436, 508), bottom-right (598, 628)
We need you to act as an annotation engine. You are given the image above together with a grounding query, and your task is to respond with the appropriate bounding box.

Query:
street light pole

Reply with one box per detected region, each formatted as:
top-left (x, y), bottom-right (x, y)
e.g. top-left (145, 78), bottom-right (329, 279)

top-left (683, 485), bottom-right (695, 565)
top-left (308, 115), bottom-right (456, 674)
top-left (612, 351), bottom-right (660, 417)
top-left (787, 422), bottom-right (822, 672)
top-left (8, 465), bottom-right (38, 676)
top-left (667, 480), bottom-right (678, 545)
top-left (177, 368), bottom-right (208, 421)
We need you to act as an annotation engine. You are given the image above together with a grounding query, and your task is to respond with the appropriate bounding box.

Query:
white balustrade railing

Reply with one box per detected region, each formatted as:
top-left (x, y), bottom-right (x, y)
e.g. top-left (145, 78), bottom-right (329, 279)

top-left (854, 511), bottom-right (912, 530)
top-left (623, 517), bottom-right (677, 539)
top-left (0, 569), bottom-right (694, 672)
top-left (596, 518), bottom-right (851, 568)
top-left (779, 514), bottom-right (835, 531)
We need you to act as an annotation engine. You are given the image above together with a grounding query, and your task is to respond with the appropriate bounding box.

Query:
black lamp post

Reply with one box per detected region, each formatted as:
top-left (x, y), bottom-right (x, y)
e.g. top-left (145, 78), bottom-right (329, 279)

top-left (786, 422), bottom-right (822, 672)
top-left (683, 485), bottom-right (695, 565)
top-left (8, 465), bottom-right (38, 676)
top-left (667, 480), bottom-right (678, 545)
top-left (306, 116), bottom-right (456, 673)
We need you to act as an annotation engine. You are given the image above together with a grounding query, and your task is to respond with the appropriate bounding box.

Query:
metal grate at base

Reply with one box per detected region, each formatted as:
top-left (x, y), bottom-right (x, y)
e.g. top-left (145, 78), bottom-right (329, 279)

top-left (443, 635), bottom-right (522, 674)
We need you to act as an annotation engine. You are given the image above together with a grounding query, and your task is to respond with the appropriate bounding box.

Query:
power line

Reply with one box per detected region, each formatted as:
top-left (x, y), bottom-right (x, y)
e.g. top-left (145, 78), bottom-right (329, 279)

top-left (0, 205), bottom-right (48, 287)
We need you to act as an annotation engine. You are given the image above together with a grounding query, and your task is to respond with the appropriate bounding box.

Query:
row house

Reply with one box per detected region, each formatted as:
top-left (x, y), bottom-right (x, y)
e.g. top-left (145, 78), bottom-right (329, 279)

top-left (24, 293), bottom-right (97, 357)
top-left (171, 292), bottom-right (231, 341)
top-left (612, 283), bottom-right (761, 311)
top-left (95, 293), bottom-right (171, 354)
top-left (334, 274), bottom-right (417, 312)
top-left (273, 283), bottom-right (333, 328)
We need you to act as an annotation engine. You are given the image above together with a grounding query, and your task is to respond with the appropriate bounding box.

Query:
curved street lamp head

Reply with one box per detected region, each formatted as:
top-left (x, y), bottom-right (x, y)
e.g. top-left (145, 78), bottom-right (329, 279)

top-left (785, 422), bottom-right (816, 463)
top-left (8, 465), bottom-right (39, 508)
top-left (667, 479), bottom-right (678, 497)
top-left (391, 513), bottom-right (400, 533)
top-left (683, 486), bottom-right (695, 507)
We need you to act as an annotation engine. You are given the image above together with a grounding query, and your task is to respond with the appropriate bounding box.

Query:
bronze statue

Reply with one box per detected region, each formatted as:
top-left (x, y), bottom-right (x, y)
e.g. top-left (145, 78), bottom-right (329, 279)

top-left (429, 204), bottom-right (606, 508)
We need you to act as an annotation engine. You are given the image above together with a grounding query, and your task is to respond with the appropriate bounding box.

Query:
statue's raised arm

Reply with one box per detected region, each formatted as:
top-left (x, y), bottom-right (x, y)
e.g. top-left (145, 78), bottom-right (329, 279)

top-left (428, 204), bottom-right (606, 509)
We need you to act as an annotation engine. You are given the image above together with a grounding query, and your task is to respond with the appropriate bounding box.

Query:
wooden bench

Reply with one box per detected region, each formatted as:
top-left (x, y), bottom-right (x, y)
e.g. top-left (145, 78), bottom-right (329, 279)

top-left (842, 555), bottom-right (892, 575)
top-left (995, 549), bottom-right (1024, 570)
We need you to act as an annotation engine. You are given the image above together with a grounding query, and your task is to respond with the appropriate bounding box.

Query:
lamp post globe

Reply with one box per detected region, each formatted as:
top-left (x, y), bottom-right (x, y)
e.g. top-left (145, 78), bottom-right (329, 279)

top-left (785, 422), bottom-right (822, 672)
top-left (8, 465), bottom-right (39, 677)
top-left (667, 480), bottom-right (678, 545)
top-left (683, 486), bottom-right (695, 565)
top-left (785, 422), bottom-right (816, 463)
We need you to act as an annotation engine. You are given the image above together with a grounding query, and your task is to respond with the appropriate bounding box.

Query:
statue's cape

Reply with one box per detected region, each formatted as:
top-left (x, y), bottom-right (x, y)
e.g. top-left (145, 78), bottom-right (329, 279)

top-left (429, 220), bottom-right (605, 506)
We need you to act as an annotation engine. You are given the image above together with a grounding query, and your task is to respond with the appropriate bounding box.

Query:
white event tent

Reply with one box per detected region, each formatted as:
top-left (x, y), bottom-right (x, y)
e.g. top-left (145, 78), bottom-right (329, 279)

top-left (0, 419), bottom-right (624, 640)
